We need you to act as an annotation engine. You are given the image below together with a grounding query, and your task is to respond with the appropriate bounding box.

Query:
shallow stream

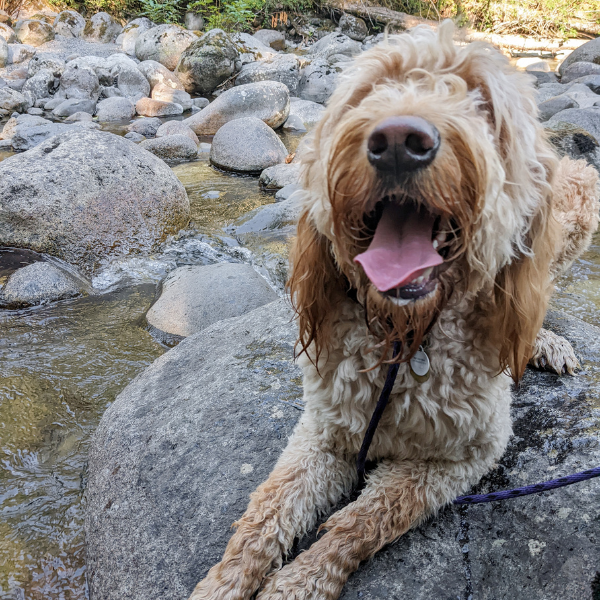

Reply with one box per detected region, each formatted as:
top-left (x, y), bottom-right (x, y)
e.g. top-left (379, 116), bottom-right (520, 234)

top-left (1, 119), bottom-right (599, 599)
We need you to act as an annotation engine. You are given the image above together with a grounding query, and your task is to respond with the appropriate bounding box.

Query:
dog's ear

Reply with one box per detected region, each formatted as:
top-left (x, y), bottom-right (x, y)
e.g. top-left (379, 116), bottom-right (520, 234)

top-left (492, 204), bottom-right (561, 382)
top-left (287, 211), bottom-right (344, 362)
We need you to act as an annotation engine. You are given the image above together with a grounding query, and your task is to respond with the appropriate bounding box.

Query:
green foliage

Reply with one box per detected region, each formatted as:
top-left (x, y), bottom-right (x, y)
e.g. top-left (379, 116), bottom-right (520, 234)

top-left (140, 0), bottom-right (181, 23)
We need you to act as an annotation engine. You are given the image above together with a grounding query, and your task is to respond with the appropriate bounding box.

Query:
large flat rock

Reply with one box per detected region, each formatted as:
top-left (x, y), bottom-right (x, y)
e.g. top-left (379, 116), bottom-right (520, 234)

top-left (85, 304), bottom-right (600, 600)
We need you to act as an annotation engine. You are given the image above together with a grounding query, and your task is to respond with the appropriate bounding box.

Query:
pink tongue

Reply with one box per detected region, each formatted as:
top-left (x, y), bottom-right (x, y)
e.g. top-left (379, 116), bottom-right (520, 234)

top-left (354, 203), bottom-right (444, 292)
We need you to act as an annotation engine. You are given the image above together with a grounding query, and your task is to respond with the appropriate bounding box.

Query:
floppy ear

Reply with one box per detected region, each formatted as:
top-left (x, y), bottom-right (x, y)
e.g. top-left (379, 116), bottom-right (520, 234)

top-left (492, 197), bottom-right (561, 382)
top-left (287, 211), bottom-right (345, 361)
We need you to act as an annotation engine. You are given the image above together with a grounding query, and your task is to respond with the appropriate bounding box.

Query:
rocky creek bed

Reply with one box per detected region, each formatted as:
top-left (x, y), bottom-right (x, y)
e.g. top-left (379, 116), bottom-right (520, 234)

top-left (0, 6), bottom-right (599, 600)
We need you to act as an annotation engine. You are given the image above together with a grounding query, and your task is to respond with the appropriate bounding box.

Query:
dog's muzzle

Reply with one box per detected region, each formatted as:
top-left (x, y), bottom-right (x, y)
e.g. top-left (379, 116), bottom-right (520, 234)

top-left (367, 116), bottom-right (440, 173)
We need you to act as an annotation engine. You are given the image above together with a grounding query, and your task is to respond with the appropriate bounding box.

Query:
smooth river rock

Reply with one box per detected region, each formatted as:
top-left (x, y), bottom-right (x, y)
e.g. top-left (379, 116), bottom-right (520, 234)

top-left (140, 134), bottom-right (198, 163)
top-left (0, 261), bottom-right (82, 308)
top-left (146, 263), bottom-right (278, 337)
top-left (558, 37), bottom-right (600, 76)
top-left (53, 10), bottom-right (86, 38)
top-left (210, 116), bottom-right (288, 173)
top-left (183, 80), bottom-right (289, 135)
top-left (82, 11), bottom-right (122, 43)
top-left (0, 129), bottom-right (189, 273)
top-left (85, 305), bottom-right (600, 600)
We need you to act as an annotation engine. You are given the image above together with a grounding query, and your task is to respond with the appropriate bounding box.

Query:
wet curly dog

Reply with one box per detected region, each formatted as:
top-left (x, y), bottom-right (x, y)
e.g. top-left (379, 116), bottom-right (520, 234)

top-left (189, 21), bottom-right (599, 600)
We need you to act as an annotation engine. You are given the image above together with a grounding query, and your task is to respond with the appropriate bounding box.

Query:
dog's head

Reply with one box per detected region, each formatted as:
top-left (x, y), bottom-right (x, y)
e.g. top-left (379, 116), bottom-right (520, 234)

top-left (288, 21), bottom-right (560, 380)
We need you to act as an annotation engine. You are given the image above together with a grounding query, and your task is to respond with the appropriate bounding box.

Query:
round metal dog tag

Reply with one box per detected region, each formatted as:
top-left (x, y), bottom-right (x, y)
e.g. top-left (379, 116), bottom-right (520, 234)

top-left (410, 347), bottom-right (430, 383)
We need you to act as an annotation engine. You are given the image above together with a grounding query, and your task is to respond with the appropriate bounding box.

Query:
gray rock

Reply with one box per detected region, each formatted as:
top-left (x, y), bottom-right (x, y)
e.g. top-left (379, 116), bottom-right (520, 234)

top-left (233, 196), bottom-right (299, 235)
top-left (282, 113), bottom-right (306, 132)
top-left (64, 110), bottom-right (93, 122)
top-left (536, 82), bottom-right (567, 104)
top-left (0, 87), bottom-right (30, 112)
top-left (85, 300), bottom-right (300, 600)
top-left (135, 24), bottom-right (197, 71)
top-left (175, 28), bottom-right (238, 95)
top-left (155, 120), bottom-right (198, 143)
top-left (547, 108), bottom-right (600, 142)
top-left (124, 131), bottom-right (144, 142)
top-left (210, 116), bottom-right (287, 173)
top-left (151, 82), bottom-right (192, 111)
top-left (183, 80), bottom-right (289, 135)
top-left (146, 263), bottom-right (277, 337)
top-left (140, 134), bottom-right (198, 163)
top-left (288, 96), bottom-right (325, 125)
top-left (259, 162), bottom-right (301, 190)
top-left (26, 106), bottom-right (43, 115)
top-left (8, 43), bottom-right (36, 64)
top-left (115, 63), bottom-right (151, 101)
top-left (545, 121), bottom-right (600, 172)
top-left (192, 97), bottom-right (208, 109)
top-left (184, 11), bottom-right (204, 31)
top-left (21, 68), bottom-right (55, 100)
top-left (135, 96), bottom-right (183, 117)
top-left (28, 53), bottom-right (64, 77)
top-left (0, 129), bottom-right (189, 273)
top-left (53, 98), bottom-right (96, 117)
top-left (53, 10), bottom-right (85, 38)
top-left (561, 83), bottom-right (600, 109)
top-left (15, 19), bottom-right (55, 46)
top-left (275, 182), bottom-right (302, 201)
top-left (0, 261), bottom-right (82, 307)
top-left (231, 32), bottom-right (274, 66)
top-left (85, 305), bottom-right (600, 600)
top-left (0, 22), bottom-right (16, 43)
top-left (42, 97), bottom-right (63, 110)
top-left (83, 12), bottom-right (122, 43)
top-left (99, 86), bottom-right (122, 99)
top-left (137, 59), bottom-right (184, 92)
top-left (1, 113), bottom-right (47, 139)
top-left (128, 116), bottom-right (161, 136)
top-left (568, 74), bottom-right (600, 94)
top-left (67, 55), bottom-right (110, 84)
top-left (308, 31), bottom-right (362, 60)
top-left (538, 95), bottom-right (577, 122)
top-left (516, 57), bottom-right (550, 72)
top-left (561, 61), bottom-right (600, 84)
top-left (235, 54), bottom-right (300, 94)
top-left (11, 120), bottom-right (97, 151)
top-left (197, 141), bottom-right (210, 154)
top-left (559, 37), bottom-right (600, 76)
top-left (0, 35), bottom-right (6, 68)
top-left (252, 29), bottom-right (285, 51)
top-left (59, 62), bottom-right (100, 101)
top-left (96, 96), bottom-right (135, 121)
top-left (339, 13), bottom-right (368, 41)
top-left (529, 71), bottom-right (559, 86)
top-left (297, 58), bottom-right (341, 103)
top-left (117, 17), bottom-right (154, 56)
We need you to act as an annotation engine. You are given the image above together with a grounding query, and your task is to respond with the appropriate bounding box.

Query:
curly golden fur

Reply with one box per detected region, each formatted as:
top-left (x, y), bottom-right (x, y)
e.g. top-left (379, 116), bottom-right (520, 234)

top-left (189, 21), bottom-right (599, 600)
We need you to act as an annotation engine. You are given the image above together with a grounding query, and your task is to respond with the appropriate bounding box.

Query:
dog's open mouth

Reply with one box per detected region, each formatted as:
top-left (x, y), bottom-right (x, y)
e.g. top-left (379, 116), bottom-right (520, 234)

top-left (354, 200), bottom-right (450, 301)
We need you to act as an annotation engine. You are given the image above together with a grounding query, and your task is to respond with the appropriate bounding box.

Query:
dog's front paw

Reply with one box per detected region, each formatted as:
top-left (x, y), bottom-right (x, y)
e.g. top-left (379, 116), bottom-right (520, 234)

top-left (530, 328), bottom-right (580, 375)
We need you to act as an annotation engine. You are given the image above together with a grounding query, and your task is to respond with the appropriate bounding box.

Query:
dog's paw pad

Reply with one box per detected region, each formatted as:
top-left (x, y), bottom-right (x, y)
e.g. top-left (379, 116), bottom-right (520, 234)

top-left (530, 328), bottom-right (580, 375)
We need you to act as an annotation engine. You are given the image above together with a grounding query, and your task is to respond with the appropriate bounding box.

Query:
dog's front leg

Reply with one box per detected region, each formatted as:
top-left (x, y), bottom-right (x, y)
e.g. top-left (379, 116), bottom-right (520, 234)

top-left (188, 423), bottom-right (356, 600)
top-left (257, 458), bottom-right (479, 600)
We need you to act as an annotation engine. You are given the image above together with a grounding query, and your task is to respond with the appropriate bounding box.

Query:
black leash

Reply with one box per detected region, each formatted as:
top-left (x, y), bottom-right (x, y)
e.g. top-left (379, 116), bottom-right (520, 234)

top-left (356, 340), bottom-right (403, 488)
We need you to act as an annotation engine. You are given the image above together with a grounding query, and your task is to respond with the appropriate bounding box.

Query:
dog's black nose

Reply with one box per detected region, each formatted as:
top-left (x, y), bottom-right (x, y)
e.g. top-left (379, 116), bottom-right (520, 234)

top-left (367, 116), bottom-right (440, 173)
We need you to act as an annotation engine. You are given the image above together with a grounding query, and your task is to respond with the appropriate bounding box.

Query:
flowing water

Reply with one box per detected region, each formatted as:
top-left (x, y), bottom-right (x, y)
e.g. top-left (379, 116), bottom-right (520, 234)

top-left (0, 114), bottom-right (599, 599)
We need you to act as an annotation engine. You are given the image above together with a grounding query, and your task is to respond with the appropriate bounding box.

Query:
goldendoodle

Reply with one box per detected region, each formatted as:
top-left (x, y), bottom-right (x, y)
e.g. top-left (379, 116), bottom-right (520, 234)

top-left (189, 21), bottom-right (599, 600)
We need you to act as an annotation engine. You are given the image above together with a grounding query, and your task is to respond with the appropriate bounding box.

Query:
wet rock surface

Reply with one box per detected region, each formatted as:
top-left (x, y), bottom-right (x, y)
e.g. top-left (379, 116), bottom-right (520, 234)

top-left (0, 129), bottom-right (190, 273)
top-left (146, 262), bottom-right (278, 336)
top-left (0, 260), bottom-right (83, 307)
top-left (85, 305), bottom-right (600, 600)
top-left (140, 133), bottom-right (198, 163)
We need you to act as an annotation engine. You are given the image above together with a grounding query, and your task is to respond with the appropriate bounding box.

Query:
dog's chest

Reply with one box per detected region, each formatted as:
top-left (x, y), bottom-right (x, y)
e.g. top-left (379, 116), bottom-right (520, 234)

top-left (301, 307), bottom-right (512, 461)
